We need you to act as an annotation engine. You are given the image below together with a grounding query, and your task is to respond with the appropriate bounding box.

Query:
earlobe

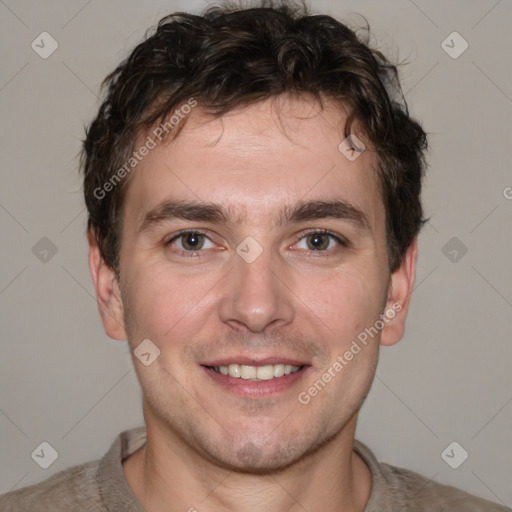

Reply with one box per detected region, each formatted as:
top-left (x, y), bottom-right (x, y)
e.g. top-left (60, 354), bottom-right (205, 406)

top-left (88, 231), bottom-right (127, 340)
top-left (380, 239), bottom-right (418, 347)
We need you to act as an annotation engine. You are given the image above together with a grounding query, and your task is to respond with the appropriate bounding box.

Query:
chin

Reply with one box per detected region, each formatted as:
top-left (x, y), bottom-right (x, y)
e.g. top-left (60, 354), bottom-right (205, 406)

top-left (199, 423), bottom-right (339, 475)
top-left (208, 442), bottom-right (305, 475)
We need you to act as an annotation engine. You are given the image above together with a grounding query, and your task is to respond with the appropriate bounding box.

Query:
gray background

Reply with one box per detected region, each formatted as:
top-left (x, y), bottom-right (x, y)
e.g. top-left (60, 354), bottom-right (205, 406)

top-left (1, 0), bottom-right (511, 505)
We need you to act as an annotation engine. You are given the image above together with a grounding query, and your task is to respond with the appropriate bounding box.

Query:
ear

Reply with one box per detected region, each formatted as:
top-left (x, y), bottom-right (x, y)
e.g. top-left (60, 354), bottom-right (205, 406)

top-left (88, 231), bottom-right (127, 340)
top-left (380, 239), bottom-right (418, 347)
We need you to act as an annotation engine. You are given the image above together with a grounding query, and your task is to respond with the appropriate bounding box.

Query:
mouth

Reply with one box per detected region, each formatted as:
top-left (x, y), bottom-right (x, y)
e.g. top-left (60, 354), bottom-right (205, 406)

top-left (200, 358), bottom-right (311, 397)
top-left (206, 363), bottom-right (303, 381)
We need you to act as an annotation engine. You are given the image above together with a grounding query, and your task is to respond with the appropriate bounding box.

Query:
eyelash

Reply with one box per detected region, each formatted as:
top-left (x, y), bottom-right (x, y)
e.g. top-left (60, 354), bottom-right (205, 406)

top-left (165, 229), bottom-right (348, 257)
top-left (293, 229), bottom-right (349, 252)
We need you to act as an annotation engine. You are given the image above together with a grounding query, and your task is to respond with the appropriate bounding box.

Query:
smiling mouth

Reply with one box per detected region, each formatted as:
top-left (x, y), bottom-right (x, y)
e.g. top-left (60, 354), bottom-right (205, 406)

top-left (206, 363), bottom-right (303, 381)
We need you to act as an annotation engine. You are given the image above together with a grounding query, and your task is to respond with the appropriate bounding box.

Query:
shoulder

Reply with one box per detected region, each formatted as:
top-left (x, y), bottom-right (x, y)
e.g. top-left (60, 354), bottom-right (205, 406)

top-left (381, 462), bottom-right (509, 511)
top-left (354, 440), bottom-right (510, 511)
top-left (0, 427), bottom-right (146, 512)
top-left (0, 460), bottom-right (104, 512)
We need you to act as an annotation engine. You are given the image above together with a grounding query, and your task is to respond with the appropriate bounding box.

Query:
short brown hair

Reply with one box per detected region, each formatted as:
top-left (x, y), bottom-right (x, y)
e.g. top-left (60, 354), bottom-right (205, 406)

top-left (82, 0), bottom-right (428, 273)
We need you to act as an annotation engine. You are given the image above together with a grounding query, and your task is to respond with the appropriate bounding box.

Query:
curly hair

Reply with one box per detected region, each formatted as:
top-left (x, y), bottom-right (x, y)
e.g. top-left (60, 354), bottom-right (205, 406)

top-left (82, 0), bottom-right (428, 274)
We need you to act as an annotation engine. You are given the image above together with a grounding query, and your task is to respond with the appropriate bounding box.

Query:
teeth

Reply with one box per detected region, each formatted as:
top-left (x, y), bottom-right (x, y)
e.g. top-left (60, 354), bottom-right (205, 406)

top-left (256, 365), bottom-right (274, 380)
top-left (228, 364), bottom-right (241, 378)
top-left (240, 365), bottom-right (257, 379)
top-left (273, 364), bottom-right (285, 378)
top-left (214, 363), bottom-right (301, 380)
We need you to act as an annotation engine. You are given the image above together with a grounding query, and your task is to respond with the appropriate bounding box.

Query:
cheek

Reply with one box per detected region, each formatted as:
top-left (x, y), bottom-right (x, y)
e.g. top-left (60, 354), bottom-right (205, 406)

top-left (122, 259), bottom-right (218, 343)
top-left (298, 264), bottom-right (387, 342)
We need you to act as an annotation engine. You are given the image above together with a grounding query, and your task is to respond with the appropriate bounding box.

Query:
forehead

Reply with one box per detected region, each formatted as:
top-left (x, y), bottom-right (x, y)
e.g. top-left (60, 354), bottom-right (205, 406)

top-left (124, 96), bottom-right (383, 229)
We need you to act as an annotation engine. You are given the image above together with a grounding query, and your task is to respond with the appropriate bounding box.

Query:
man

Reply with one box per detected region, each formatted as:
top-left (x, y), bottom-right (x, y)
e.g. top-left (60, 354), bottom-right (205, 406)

top-left (1, 1), bottom-right (508, 510)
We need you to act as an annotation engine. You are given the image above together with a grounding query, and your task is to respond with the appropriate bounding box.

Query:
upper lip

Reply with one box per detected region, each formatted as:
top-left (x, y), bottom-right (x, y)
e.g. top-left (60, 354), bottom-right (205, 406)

top-left (202, 356), bottom-right (309, 367)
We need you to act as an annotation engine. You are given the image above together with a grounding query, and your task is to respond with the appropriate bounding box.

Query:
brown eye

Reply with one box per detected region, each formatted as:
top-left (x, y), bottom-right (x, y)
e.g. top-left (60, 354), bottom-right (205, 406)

top-left (180, 232), bottom-right (205, 250)
top-left (306, 233), bottom-right (330, 250)
top-left (167, 231), bottom-right (214, 252)
top-left (294, 231), bottom-right (346, 253)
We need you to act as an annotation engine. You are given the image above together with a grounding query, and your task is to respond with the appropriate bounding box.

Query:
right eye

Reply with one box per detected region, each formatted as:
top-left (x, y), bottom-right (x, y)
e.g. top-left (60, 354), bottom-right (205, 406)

top-left (166, 230), bottom-right (215, 255)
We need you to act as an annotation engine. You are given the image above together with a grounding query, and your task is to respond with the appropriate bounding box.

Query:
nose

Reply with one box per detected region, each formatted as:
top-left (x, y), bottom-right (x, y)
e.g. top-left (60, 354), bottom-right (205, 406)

top-left (218, 244), bottom-right (295, 333)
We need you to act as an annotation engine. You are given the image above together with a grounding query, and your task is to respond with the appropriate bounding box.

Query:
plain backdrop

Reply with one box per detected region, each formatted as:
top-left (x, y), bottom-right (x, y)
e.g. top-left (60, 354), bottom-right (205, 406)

top-left (0, 0), bottom-right (511, 505)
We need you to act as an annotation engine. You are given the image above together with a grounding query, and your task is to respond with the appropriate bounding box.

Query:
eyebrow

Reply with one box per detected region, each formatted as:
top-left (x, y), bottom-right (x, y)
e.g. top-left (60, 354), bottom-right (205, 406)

top-left (138, 198), bottom-right (370, 233)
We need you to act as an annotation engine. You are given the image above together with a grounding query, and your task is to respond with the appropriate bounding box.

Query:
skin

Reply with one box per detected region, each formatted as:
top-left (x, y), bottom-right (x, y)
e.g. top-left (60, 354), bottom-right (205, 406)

top-left (89, 95), bottom-right (417, 512)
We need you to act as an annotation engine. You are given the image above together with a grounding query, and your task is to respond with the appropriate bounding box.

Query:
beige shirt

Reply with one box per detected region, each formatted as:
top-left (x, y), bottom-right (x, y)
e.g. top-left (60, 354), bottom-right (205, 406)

top-left (0, 427), bottom-right (508, 511)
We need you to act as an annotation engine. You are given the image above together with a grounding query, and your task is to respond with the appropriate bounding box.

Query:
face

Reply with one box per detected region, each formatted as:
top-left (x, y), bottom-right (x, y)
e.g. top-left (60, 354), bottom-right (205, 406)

top-left (92, 96), bottom-right (413, 473)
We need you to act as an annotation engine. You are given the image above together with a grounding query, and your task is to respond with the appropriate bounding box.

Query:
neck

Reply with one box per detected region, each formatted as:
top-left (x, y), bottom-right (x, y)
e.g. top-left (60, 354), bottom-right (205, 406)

top-left (123, 411), bottom-right (372, 512)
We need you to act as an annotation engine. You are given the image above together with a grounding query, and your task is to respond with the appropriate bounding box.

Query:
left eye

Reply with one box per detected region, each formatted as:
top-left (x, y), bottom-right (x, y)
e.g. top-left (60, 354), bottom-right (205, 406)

top-left (295, 232), bottom-right (342, 251)
top-left (168, 232), bottom-right (215, 251)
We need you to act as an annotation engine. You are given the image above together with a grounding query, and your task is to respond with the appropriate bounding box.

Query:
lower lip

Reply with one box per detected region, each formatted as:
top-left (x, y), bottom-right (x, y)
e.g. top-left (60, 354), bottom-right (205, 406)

top-left (201, 366), bottom-right (310, 398)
